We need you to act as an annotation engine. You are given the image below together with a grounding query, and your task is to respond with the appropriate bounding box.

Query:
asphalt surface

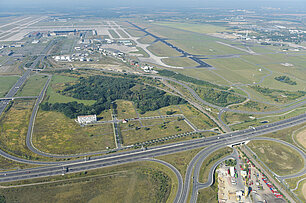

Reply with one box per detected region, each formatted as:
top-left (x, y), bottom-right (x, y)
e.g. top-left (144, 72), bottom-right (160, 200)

top-left (145, 158), bottom-right (183, 203)
top-left (128, 22), bottom-right (212, 68)
top-left (0, 113), bottom-right (304, 183)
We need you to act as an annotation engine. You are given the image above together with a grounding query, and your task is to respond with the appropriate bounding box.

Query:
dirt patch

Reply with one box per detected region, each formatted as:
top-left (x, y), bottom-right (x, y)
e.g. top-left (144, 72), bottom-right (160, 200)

top-left (296, 129), bottom-right (306, 148)
top-left (303, 182), bottom-right (306, 200)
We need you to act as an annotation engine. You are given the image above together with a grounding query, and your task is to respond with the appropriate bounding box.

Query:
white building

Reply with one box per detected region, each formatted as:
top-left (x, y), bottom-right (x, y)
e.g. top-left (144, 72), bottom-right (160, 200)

top-left (77, 115), bottom-right (97, 124)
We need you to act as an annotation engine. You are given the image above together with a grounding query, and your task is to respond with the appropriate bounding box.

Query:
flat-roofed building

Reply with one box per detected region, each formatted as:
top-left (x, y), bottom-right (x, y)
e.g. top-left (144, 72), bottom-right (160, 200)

top-left (77, 115), bottom-right (97, 124)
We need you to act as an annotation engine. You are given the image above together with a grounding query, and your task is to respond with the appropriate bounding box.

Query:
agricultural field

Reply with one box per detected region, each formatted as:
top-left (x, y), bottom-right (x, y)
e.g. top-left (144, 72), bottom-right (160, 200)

top-left (0, 76), bottom-right (19, 97)
top-left (33, 110), bottom-right (115, 154)
top-left (16, 74), bottom-right (48, 96)
top-left (247, 140), bottom-right (304, 176)
top-left (0, 161), bottom-right (177, 203)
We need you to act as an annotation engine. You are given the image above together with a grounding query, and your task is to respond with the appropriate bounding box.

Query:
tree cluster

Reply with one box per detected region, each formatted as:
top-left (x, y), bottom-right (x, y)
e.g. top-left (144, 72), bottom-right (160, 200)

top-left (274, 75), bottom-right (297, 85)
top-left (42, 75), bottom-right (186, 118)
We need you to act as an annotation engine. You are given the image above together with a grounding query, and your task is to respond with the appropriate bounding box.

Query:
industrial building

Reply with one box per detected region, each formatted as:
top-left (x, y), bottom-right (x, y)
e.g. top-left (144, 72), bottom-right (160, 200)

top-left (77, 115), bottom-right (97, 124)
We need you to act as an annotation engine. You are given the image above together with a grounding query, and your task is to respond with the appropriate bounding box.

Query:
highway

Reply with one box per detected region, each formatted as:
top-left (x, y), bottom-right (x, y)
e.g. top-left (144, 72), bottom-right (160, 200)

top-left (0, 113), bottom-right (305, 183)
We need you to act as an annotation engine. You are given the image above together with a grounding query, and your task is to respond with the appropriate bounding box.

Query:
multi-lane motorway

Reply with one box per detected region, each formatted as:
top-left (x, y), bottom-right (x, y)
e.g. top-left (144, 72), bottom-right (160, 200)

top-left (0, 112), bottom-right (305, 183)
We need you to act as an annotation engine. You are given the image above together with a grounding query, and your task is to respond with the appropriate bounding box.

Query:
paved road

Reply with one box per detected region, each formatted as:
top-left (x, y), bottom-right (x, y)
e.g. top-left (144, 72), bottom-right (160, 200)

top-left (0, 113), bottom-right (304, 182)
top-left (0, 40), bottom-right (55, 117)
top-left (145, 158), bottom-right (183, 203)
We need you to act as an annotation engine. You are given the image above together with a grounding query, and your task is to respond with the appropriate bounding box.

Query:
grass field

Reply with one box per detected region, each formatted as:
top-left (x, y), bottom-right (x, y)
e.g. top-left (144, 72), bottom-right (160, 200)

top-left (0, 76), bottom-right (19, 97)
top-left (0, 99), bottom-right (54, 160)
top-left (147, 41), bottom-right (182, 57)
top-left (198, 147), bottom-right (233, 183)
top-left (247, 140), bottom-right (304, 176)
top-left (116, 29), bottom-right (129, 38)
top-left (0, 156), bottom-right (38, 171)
top-left (158, 147), bottom-right (205, 179)
top-left (108, 29), bottom-right (120, 38)
top-left (33, 110), bottom-right (115, 154)
top-left (120, 117), bottom-right (193, 145)
top-left (0, 161), bottom-right (177, 203)
top-left (44, 75), bottom-right (96, 105)
top-left (197, 175), bottom-right (218, 203)
top-left (295, 127), bottom-right (306, 149)
top-left (138, 35), bottom-right (156, 44)
top-left (116, 100), bottom-right (138, 119)
top-left (17, 74), bottom-right (48, 96)
top-left (162, 57), bottom-right (199, 67)
top-left (124, 28), bottom-right (146, 37)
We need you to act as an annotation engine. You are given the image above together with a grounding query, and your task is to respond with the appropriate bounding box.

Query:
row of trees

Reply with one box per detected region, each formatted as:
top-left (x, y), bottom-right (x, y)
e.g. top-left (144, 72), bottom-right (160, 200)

top-left (42, 75), bottom-right (186, 118)
top-left (158, 69), bottom-right (226, 90)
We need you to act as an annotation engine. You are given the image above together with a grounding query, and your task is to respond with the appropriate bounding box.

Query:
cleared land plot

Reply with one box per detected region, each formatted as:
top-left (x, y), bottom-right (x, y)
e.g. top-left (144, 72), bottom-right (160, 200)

top-left (33, 110), bottom-right (115, 154)
top-left (247, 140), bottom-right (304, 176)
top-left (120, 117), bottom-right (193, 145)
top-left (162, 57), bottom-right (199, 67)
top-left (0, 76), bottom-right (19, 97)
top-left (0, 162), bottom-right (175, 203)
top-left (17, 74), bottom-right (48, 96)
top-left (147, 41), bottom-right (182, 57)
top-left (155, 22), bottom-right (230, 34)
top-left (44, 75), bottom-right (96, 105)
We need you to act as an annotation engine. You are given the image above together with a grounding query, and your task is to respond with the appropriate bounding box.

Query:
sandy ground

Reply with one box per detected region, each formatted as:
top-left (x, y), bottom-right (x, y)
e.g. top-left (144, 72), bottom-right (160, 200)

top-left (296, 129), bottom-right (306, 148)
top-left (302, 182), bottom-right (306, 200)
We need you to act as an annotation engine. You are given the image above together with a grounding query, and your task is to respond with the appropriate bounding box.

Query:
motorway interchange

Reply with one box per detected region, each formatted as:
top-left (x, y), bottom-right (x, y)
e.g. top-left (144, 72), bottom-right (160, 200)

top-left (0, 25), bottom-right (306, 202)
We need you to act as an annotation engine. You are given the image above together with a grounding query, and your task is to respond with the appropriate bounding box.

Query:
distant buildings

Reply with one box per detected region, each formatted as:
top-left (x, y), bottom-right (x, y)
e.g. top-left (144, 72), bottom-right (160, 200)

top-left (77, 115), bottom-right (97, 124)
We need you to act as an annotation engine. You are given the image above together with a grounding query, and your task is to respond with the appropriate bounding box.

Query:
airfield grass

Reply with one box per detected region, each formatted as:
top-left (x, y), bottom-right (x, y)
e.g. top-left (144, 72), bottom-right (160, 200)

top-left (138, 35), bottom-right (156, 44)
top-left (158, 147), bottom-right (205, 180)
top-left (16, 74), bottom-right (48, 96)
top-left (120, 117), bottom-right (193, 145)
top-left (198, 147), bottom-right (233, 183)
top-left (33, 110), bottom-right (115, 154)
top-left (162, 57), bottom-right (199, 67)
top-left (124, 28), bottom-right (146, 37)
top-left (108, 29), bottom-right (120, 38)
top-left (247, 140), bottom-right (304, 176)
top-left (155, 22), bottom-right (230, 34)
top-left (0, 76), bottom-right (19, 97)
top-left (116, 29), bottom-right (129, 38)
top-left (44, 75), bottom-right (96, 105)
top-left (147, 41), bottom-right (182, 57)
top-left (0, 161), bottom-right (178, 203)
